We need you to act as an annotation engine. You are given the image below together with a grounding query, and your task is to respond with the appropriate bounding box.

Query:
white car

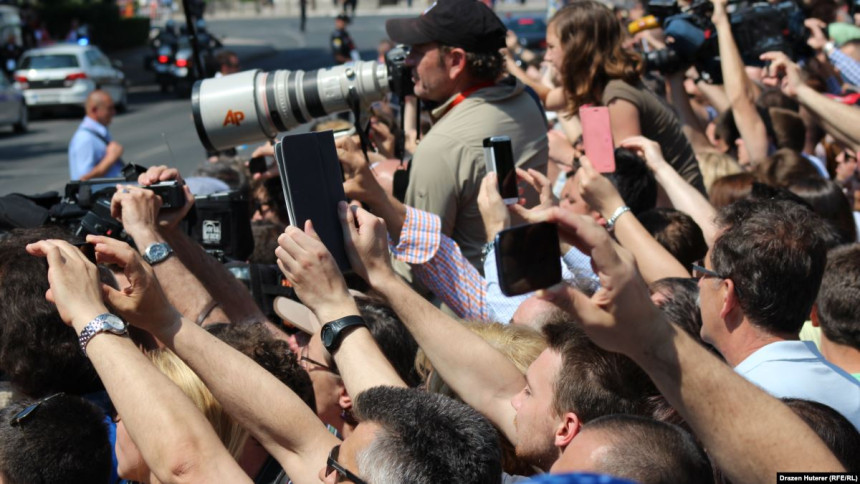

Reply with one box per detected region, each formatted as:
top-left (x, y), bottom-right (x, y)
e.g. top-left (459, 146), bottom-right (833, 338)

top-left (13, 44), bottom-right (128, 113)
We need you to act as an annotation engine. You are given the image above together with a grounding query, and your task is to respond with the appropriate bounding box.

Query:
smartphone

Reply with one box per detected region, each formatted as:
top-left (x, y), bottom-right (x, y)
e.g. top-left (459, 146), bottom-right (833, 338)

top-left (72, 240), bottom-right (97, 264)
top-left (483, 136), bottom-right (518, 205)
top-left (249, 156), bottom-right (268, 175)
top-left (579, 106), bottom-right (616, 173)
top-left (494, 222), bottom-right (562, 297)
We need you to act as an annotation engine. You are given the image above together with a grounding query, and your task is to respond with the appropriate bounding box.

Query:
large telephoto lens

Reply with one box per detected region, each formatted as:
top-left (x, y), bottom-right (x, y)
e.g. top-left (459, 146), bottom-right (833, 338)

top-left (192, 61), bottom-right (390, 152)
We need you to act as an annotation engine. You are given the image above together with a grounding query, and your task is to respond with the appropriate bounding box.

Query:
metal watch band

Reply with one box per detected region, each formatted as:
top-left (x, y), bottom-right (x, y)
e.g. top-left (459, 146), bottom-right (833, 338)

top-left (78, 313), bottom-right (128, 356)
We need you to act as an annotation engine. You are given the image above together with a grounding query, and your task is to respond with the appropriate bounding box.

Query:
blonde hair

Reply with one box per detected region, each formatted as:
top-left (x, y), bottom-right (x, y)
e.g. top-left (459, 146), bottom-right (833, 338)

top-left (416, 321), bottom-right (546, 397)
top-left (696, 151), bottom-right (743, 195)
top-left (148, 349), bottom-right (248, 460)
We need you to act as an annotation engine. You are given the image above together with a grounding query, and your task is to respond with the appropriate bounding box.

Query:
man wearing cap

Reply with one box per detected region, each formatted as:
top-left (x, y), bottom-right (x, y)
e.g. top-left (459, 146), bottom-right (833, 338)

top-left (385, 0), bottom-right (549, 270)
top-left (331, 14), bottom-right (358, 64)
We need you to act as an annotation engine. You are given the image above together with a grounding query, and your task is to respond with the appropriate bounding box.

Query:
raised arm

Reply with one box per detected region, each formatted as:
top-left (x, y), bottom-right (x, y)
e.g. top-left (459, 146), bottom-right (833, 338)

top-left (621, 136), bottom-right (719, 246)
top-left (576, 156), bottom-right (690, 282)
top-left (137, 166), bottom-right (268, 325)
top-left (71, 236), bottom-right (338, 484)
top-left (274, 219), bottom-right (406, 395)
top-left (26, 238), bottom-right (250, 484)
top-left (711, 0), bottom-right (769, 165)
top-left (762, 51), bottom-right (860, 153)
top-left (529, 208), bottom-right (845, 482)
top-left (339, 202), bottom-right (525, 444)
top-left (666, 71), bottom-right (718, 154)
top-left (110, 184), bottom-right (231, 326)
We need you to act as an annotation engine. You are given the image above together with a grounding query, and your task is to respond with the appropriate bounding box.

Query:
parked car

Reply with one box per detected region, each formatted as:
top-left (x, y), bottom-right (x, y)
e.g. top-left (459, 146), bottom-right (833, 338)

top-left (0, 73), bottom-right (26, 132)
top-left (503, 15), bottom-right (547, 55)
top-left (13, 44), bottom-right (128, 114)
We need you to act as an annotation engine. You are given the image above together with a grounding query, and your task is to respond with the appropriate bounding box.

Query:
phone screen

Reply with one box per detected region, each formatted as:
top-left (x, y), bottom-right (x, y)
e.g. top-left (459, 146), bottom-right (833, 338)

top-left (494, 222), bottom-right (562, 296)
top-left (483, 136), bottom-right (518, 203)
top-left (249, 156), bottom-right (268, 174)
top-left (579, 106), bottom-right (616, 173)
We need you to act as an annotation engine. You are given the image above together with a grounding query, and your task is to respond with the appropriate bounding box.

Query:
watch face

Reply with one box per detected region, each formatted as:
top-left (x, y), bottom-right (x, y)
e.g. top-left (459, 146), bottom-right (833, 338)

top-left (104, 316), bottom-right (126, 331)
top-left (150, 244), bottom-right (168, 260)
top-left (321, 325), bottom-right (334, 348)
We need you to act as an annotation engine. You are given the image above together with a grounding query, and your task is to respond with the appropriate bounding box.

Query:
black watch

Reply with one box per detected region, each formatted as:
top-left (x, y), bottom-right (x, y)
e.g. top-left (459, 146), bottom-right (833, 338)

top-left (320, 315), bottom-right (367, 352)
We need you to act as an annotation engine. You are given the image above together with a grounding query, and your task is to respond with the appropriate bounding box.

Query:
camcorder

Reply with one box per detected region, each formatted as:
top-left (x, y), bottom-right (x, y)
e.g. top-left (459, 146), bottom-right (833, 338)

top-left (634, 0), bottom-right (809, 83)
top-left (191, 46), bottom-right (414, 151)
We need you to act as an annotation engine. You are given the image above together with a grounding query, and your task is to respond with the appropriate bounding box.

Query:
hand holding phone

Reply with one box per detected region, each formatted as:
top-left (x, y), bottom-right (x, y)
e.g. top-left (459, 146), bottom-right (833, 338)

top-left (579, 106), bottom-right (616, 173)
top-left (249, 156), bottom-right (268, 175)
top-left (483, 136), bottom-right (518, 205)
top-left (494, 222), bottom-right (562, 296)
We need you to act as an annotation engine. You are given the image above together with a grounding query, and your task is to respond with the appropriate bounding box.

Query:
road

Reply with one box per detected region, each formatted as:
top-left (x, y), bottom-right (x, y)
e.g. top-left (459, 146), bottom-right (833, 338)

top-left (0, 14), bottom-right (398, 196)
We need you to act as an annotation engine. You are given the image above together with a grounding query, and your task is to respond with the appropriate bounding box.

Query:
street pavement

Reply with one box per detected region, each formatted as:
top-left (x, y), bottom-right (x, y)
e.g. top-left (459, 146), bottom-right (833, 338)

top-left (0, 4), bottom-right (541, 196)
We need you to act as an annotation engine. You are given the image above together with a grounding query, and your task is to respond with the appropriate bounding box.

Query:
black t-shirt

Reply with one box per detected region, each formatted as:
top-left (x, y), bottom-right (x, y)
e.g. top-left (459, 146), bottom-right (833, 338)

top-left (330, 28), bottom-right (355, 62)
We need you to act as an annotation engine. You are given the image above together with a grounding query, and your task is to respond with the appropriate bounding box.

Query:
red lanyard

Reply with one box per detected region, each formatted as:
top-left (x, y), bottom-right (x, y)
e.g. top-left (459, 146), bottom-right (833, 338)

top-left (437, 81), bottom-right (495, 118)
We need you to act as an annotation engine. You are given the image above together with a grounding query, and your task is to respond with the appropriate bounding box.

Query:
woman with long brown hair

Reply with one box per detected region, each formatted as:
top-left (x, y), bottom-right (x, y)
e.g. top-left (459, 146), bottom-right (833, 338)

top-left (544, 0), bottom-right (705, 193)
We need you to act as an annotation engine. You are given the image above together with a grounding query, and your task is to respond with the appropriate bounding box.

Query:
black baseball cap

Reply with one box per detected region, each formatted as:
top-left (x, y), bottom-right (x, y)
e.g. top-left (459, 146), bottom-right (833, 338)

top-left (385, 0), bottom-right (506, 53)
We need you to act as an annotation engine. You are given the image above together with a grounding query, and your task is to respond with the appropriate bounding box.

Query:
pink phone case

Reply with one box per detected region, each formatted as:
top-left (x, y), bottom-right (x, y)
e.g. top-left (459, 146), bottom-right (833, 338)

top-left (579, 106), bottom-right (616, 173)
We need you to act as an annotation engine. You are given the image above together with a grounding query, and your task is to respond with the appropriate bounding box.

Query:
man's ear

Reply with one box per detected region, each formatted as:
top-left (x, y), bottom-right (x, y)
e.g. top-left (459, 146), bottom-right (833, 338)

top-left (554, 411), bottom-right (581, 450)
top-left (721, 278), bottom-right (740, 325)
top-left (446, 47), bottom-right (467, 80)
top-left (337, 384), bottom-right (352, 411)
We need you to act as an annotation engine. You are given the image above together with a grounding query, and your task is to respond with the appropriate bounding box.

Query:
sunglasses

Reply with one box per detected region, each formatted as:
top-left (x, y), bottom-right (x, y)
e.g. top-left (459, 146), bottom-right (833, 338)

top-left (11, 393), bottom-right (65, 427)
top-left (691, 264), bottom-right (723, 280)
top-left (326, 444), bottom-right (367, 484)
top-left (300, 348), bottom-right (339, 376)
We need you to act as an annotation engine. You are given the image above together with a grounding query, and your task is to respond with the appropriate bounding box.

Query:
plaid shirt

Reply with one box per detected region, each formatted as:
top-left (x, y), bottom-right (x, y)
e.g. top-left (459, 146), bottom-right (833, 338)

top-left (830, 48), bottom-right (860, 88)
top-left (390, 206), bottom-right (490, 321)
top-left (391, 206), bottom-right (600, 323)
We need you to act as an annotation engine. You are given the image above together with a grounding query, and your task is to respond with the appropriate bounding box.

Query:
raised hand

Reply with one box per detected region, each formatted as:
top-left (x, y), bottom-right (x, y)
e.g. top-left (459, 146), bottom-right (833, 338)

top-left (89, 235), bottom-right (179, 333)
top-left (275, 220), bottom-right (357, 322)
top-left (25, 239), bottom-right (107, 332)
top-left (338, 201), bottom-right (395, 287)
top-left (576, 155), bottom-right (625, 220)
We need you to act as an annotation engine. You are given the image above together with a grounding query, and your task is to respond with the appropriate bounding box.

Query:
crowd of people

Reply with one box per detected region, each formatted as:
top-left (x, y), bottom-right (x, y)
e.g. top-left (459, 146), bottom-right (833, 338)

top-left (2, 0), bottom-right (860, 482)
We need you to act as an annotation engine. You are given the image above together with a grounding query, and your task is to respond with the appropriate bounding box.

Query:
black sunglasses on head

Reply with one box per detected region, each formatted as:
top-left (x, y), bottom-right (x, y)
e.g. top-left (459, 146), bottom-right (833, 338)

top-left (326, 444), bottom-right (367, 484)
top-left (10, 393), bottom-right (65, 427)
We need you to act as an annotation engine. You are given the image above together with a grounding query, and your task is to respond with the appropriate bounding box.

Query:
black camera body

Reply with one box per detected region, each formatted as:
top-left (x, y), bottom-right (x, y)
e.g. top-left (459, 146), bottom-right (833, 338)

top-left (385, 44), bottom-right (415, 101)
top-left (188, 190), bottom-right (254, 262)
top-left (642, 0), bottom-right (808, 83)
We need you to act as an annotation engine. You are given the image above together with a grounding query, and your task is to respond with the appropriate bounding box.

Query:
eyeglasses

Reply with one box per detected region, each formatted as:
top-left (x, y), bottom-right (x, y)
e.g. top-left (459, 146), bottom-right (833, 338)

top-left (254, 200), bottom-right (273, 215)
top-left (326, 444), bottom-right (367, 484)
top-left (691, 264), bottom-right (723, 280)
top-left (300, 346), bottom-right (339, 375)
top-left (10, 393), bottom-right (64, 427)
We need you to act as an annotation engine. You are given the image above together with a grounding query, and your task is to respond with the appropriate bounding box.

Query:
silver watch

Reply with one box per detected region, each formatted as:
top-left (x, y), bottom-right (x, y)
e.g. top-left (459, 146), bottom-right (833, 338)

top-left (143, 242), bottom-right (173, 265)
top-left (78, 313), bottom-right (128, 355)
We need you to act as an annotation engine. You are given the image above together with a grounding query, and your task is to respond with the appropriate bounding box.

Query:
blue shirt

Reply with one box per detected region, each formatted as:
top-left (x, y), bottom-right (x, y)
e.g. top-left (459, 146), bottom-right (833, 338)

top-left (484, 245), bottom-right (598, 324)
top-left (735, 340), bottom-right (860, 429)
top-left (69, 116), bottom-right (122, 180)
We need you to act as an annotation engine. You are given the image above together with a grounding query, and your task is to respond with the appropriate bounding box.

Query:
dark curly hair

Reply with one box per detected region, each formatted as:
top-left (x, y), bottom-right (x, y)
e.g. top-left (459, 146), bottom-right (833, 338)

top-left (0, 227), bottom-right (103, 397)
top-left (550, 0), bottom-right (643, 114)
top-left (207, 321), bottom-right (315, 409)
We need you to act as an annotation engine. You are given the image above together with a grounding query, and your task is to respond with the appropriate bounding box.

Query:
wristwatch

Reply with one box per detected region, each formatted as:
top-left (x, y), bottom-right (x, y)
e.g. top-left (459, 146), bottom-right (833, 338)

top-left (143, 242), bottom-right (173, 265)
top-left (320, 315), bottom-right (367, 352)
top-left (79, 313), bottom-right (128, 356)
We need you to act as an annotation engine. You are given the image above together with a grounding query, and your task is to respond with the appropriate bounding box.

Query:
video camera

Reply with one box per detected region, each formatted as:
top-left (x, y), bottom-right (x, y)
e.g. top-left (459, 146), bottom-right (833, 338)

top-left (191, 47), bottom-right (414, 151)
top-left (634, 0), bottom-right (808, 84)
top-left (54, 164), bottom-right (187, 241)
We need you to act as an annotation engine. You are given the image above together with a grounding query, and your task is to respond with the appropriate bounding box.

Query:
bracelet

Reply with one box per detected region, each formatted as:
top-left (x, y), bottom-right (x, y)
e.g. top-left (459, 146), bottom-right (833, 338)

top-left (824, 41), bottom-right (836, 55)
top-left (481, 241), bottom-right (495, 264)
top-left (605, 206), bottom-right (631, 232)
top-left (195, 300), bottom-right (220, 326)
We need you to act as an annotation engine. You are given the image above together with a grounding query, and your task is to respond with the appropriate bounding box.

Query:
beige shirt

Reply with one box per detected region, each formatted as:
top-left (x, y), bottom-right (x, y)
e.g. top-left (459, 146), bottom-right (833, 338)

top-left (405, 79), bottom-right (549, 269)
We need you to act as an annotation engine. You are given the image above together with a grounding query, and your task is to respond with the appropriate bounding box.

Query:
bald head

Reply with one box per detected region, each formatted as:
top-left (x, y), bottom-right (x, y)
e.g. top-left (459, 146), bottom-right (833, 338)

top-left (85, 90), bottom-right (116, 126)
